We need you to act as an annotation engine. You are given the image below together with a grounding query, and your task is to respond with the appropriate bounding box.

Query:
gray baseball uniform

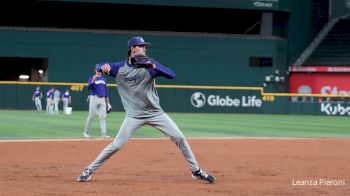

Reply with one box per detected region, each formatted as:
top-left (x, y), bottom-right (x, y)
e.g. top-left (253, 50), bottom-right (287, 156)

top-left (62, 89), bottom-right (71, 114)
top-left (86, 59), bottom-right (200, 172)
top-left (46, 88), bottom-right (54, 114)
top-left (32, 87), bottom-right (43, 112)
top-left (53, 88), bottom-right (61, 115)
top-left (83, 75), bottom-right (108, 137)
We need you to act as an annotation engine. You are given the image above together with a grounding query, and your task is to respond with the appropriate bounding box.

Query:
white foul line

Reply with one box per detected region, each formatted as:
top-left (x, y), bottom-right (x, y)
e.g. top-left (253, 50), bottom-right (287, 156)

top-left (0, 137), bottom-right (329, 143)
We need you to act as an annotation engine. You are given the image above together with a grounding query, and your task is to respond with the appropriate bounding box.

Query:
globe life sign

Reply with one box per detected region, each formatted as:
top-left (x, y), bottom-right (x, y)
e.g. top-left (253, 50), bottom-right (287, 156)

top-left (191, 92), bottom-right (262, 108)
top-left (191, 92), bottom-right (206, 108)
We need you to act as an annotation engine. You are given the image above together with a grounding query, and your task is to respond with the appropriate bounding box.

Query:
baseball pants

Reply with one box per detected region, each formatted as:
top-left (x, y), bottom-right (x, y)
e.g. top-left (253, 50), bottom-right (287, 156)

top-left (87, 113), bottom-right (200, 172)
top-left (84, 95), bottom-right (107, 135)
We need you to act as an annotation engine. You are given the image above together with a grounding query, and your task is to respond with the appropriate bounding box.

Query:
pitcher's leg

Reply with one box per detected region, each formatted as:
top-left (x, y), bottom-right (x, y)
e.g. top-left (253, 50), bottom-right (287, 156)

top-left (149, 113), bottom-right (199, 172)
top-left (87, 116), bottom-right (144, 171)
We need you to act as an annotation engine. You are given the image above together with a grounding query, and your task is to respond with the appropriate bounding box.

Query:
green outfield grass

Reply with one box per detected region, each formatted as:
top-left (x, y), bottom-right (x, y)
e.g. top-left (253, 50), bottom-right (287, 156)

top-left (0, 109), bottom-right (349, 140)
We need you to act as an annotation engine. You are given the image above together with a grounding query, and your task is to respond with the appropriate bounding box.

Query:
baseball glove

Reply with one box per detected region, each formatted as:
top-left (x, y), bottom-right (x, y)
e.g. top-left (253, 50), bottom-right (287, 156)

top-left (130, 54), bottom-right (154, 68)
top-left (106, 103), bottom-right (112, 113)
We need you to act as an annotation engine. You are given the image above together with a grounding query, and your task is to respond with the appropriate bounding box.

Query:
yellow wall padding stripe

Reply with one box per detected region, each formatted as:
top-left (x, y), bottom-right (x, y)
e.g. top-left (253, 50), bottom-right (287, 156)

top-left (1, 81), bottom-right (349, 97)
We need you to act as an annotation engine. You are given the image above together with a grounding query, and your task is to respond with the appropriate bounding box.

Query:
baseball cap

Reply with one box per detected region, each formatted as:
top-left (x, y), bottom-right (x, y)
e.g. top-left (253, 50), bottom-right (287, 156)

top-left (95, 64), bottom-right (102, 72)
top-left (127, 36), bottom-right (151, 50)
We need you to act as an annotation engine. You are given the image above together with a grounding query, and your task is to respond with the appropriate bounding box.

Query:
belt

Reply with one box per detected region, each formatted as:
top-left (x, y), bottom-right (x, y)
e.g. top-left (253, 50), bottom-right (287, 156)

top-left (94, 95), bottom-right (105, 98)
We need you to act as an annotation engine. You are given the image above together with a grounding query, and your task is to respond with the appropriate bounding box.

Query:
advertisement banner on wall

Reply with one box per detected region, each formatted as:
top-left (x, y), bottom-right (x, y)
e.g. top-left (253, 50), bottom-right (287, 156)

top-left (190, 92), bottom-right (263, 108)
top-left (188, 91), bottom-right (264, 113)
top-left (289, 66), bottom-right (350, 73)
top-left (290, 73), bottom-right (350, 95)
top-left (290, 73), bottom-right (350, 116)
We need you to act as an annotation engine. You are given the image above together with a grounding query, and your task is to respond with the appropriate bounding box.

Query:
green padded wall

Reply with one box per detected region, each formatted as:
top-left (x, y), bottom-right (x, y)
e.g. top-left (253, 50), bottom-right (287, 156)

top-left (0, 28), bottom-right (287, 87)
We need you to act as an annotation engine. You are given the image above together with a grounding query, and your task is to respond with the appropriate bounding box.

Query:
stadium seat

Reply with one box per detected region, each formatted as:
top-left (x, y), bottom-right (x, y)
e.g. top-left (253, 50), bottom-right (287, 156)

top-left (304, 18), bottom-right (350, 66)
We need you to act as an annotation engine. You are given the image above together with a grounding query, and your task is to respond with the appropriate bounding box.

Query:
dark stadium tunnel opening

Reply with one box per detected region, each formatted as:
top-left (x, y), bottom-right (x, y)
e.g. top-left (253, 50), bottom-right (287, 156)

top-left (0, 57), bottom-right (48, 82)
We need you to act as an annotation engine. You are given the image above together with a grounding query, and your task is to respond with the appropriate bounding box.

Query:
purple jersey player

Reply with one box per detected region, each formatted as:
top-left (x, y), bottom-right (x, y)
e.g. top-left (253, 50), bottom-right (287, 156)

top-left (83, 66), bottom-right (111, 139)
top-left (32, 86), bottom-right (43, 112)
top-left (61, 89), bottom-right (71, 114)
top-left (46, 87), bottom-right (54, 114)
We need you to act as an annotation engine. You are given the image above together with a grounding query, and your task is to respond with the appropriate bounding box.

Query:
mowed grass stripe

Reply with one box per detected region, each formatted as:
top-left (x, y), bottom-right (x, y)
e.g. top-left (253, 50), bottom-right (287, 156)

top-left (174, 113), bottom-right (348, 127)
top-left (0, 110), bottom-right (350, 139)
top-left (172, 113), bottom-right (349, 130)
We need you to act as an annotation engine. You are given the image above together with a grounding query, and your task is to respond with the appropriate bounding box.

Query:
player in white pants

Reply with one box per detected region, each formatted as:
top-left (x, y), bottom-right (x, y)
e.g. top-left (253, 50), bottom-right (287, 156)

top-left (77, 36), bottom-right (215, 184)
top-left (32, 86), bottom-right (43, 112)
top-left (82, 65), bottom-right (111, 139)
top-left (62, 89), bottom-right (71, 114)
top-left (46, 87), bottom-right (54, 114)
top-left (53, 88), bottom-right (61, 115)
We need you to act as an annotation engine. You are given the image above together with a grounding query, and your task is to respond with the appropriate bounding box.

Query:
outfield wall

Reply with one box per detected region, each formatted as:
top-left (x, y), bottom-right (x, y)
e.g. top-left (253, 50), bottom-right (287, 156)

top-left (0, 1), bottom-right (322, 97)
top-left (0, 27), bottom-right (288, 88)
top-left (1, 82), bottom-right (349, 116)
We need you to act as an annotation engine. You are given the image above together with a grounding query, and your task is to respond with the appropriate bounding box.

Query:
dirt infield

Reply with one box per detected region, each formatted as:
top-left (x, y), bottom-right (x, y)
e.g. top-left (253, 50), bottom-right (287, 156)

top-left (0, 138), bottom-right (349, 195)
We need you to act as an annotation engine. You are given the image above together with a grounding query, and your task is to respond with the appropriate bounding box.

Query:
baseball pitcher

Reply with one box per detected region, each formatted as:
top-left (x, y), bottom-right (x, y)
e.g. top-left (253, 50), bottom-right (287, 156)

top-left (77, 36), bottom-right (215, 184)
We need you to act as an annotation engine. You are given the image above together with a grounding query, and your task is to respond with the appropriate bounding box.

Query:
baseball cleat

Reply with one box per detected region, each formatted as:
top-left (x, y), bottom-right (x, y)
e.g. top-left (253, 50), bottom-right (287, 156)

top-left (192, 168), bottom-right (215, 184)
top-left (83, 132), bottom-right (90, 138)
top-left (77, 168), bottom-right (93, 182)
top-left (101, 134), bottom-right (111, 139)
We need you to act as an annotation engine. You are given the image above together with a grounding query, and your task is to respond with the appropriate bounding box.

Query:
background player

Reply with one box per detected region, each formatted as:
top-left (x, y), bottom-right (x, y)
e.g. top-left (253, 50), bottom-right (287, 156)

top-left (77, 36), bottom-right (215, 184)
top-left (53, 87), bottom-right (61, 115)
top-left (32, 86), bottom-right (43, 112)
top-left (82, 65), bottom-right (111, 139)
top-left (46, 87), bottom-right (54, 114)
top-left (62, 89), bottom-right (72, 114)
